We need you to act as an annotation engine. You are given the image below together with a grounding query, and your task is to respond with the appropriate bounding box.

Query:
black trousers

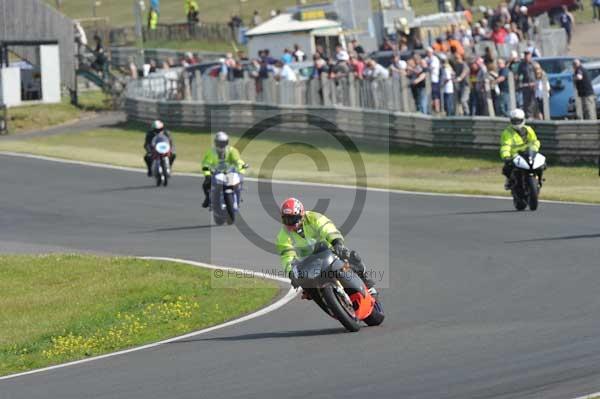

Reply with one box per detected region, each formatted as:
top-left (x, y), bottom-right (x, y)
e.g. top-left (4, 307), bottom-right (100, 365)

top-left (202, 175), bottom-right (211, 197)
top-left (502, 162), bottom-right (513, 178)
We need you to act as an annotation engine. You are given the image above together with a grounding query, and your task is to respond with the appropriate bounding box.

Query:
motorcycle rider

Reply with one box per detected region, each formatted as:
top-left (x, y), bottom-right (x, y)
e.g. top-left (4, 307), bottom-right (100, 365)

top-left (276, 197), bottom-right (377, 296)
top-left (500, 108), bottom-right (541, 189)
top-left (201, 131), bottom-right (247, 208)
top-left (144, 120), bottom-right (176, 177)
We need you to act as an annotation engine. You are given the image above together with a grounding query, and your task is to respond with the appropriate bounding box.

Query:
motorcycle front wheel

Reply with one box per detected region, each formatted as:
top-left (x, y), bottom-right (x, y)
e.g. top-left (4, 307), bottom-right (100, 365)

top-left (527, 175), bottom-right (539, 211)
top-left (224, 192), bottom-right (236, 225)
top-left (321, 284), bottom-right (360, 332)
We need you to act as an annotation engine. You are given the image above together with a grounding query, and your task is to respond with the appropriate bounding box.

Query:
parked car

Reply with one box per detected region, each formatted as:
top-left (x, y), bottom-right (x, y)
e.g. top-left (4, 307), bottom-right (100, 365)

top-left (593, 75), bottom-right (600, 117)
top-left (534, 56), bottom-right (592, 119)
top-left (583, 61), bottom-right (600, 83)
top-left (289, 61), bottom-right (314, 80)
top-left (509, 0), bottom-right (578, 18)
top-left (367, 50), bottom-right (425, 68)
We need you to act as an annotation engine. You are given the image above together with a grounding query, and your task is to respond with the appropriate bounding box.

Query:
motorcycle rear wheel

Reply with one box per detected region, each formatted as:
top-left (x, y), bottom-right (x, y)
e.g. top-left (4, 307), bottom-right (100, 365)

top-left (321, 285), bottom-right (361, 332)
top-left (364, 300), bottom-right (385, 326)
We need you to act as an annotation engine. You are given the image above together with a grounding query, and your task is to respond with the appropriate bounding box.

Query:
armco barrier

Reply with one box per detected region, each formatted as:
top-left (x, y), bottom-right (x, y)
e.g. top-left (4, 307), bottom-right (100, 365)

top-left (125, 97), bottom-right (600, 163)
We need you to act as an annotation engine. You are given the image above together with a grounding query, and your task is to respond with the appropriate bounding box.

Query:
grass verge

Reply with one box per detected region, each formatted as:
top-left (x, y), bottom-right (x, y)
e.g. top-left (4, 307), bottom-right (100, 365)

top-left (0, 122), bottom-right (598, 203)
top-left (142, 39), bottom-right (243, 53)
top-left (5, 91), bottom-right (112, 135)
top-left (0, 254), bottom-right (279, 377)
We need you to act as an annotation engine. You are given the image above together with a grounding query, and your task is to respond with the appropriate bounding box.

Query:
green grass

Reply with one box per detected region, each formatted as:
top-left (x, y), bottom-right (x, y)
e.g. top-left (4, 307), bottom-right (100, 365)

top-left (0, 254), bottom-right (279, 376)
top-left (47, 0), bottom-right (321, 26)
top-left (0, 122), bottom-right (598, 203)
top-left (5, 91), bottom-right (112, 135)
top-left (142, 39), bottom-right (243, 53)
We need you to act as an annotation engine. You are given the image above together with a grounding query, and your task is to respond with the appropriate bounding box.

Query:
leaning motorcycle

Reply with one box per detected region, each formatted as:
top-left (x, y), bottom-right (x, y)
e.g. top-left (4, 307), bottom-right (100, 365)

top-left (210, 161), bottom-right (243, 225)
top-left (509, 146), bottom-right (546, 211)
top-left (290, 243), bottom-right (384, 333)
top-left (152, 136), bottom-right (172, 187)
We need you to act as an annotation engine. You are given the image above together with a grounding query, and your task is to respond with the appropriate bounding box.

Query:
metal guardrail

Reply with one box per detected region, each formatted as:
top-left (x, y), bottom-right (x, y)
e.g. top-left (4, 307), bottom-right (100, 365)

top-left (124, 97), bottom-right (600, 163)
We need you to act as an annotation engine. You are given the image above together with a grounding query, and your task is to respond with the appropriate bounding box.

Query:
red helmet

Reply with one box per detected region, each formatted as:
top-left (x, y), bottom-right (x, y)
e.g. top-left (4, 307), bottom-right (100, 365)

top-left (280, 198), bottom-right (305, 232)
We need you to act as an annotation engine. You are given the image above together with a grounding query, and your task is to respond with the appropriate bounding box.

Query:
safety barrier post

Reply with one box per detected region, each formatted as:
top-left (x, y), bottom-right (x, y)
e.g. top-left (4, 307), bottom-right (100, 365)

top-left (0, 103), bottom-right (7, 135)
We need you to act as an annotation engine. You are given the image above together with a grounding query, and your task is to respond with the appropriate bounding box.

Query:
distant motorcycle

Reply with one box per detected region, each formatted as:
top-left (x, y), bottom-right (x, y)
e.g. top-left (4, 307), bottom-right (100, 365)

top-left (152, 135), bottom-right (172, 187)
top-left (210, 161), bottom-right (244, 225)
top-left (509, 146), bottom-right (546, 211)
top-left (290, 243), bottom-right (384, 332)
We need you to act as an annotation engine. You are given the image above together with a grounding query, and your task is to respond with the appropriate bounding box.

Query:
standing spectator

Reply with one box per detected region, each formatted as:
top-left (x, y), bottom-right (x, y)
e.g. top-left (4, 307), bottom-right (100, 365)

top-left (517, 50), bottom-right (536, 118)
top-left (573, 59), bottom-right (598, 120)
top-left (447, 33), bottom-right (465, 58)
top-left (185, 0), bottom-right (199, 24)
top-left (426, 47), bottom-right (441, 114)
top-left (441, 55), bottom-right (455, 116)
top-left (408, 58), bottom-right (428, 114)
top-left (453, 53), bottom-right (470, 115)
top-left (148, 6), bottom-right (159, 30)
top-left (558, 5), bottom-right (575, 46)
top-left (505, 23), bottom-right (520, 46)
top-left (490, 24), bottom-right (508, 45)
top-left (281, 48), bottom-right (293, 64)
top-left (311, 53), bottom-right (327, 78)
top-left (350, 39), bottom-right (365, 55)
top-left (517, 6), bottom-right (530, 39)
top-left (475, 57), bottom-right (489, 116)
top-left (483, 46), bottom-right (495, 66)
top-left (496, 58), bottom-right (511, 117)
top-left (594, 0), bottom-right (600, 22)
top-left (364, 59), bottom-right (389, 80)
top-left (432, 37), bottom-right (448, 53)
top-left (293, 44), bottom-right (305, 62)
top-left (349, 53), bottom-right (365, 79)
top-left (389, 54), bottom-right (407, 77)
top-left (274, 60), bottom-right (297, 82)
top-left (534, 62), bottom-right (550, 119)
top-left (252, 10), bottom-right (262, 27)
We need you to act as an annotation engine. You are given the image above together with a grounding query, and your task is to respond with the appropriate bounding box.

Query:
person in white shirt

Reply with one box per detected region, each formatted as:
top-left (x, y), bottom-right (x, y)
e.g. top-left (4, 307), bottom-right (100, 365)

top-left (275, 61), bottom-right (297, 82)
top-left (441, 56), bottom-right (455, 116)
top-left (426, 47), bottom-right (441, 113)
top-left (293, 44), bottom-right (305, 62)
top-left (505, 24), bottom-right (520, 46)
top-left (364, 59), bottom-right (389, 80)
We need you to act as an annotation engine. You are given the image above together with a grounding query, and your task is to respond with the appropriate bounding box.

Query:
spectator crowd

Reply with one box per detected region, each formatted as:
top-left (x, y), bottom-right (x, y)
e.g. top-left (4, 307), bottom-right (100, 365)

top-left (138, 1), bottom-right (597, 120)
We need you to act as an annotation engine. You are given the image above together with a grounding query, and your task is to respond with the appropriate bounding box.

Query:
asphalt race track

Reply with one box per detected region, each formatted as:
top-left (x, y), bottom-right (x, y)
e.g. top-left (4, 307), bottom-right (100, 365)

top-left (2, 153), bottom-right (600, 399)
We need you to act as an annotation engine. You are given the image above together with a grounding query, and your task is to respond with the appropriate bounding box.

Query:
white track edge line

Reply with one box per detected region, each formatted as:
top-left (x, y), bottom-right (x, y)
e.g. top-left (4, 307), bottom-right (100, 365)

top-left (571, 392), bottom-right (600, 399)
top-left (0, 256), bottom-right (297, 381)
top-left (1, 151), bottom-right (597, 207)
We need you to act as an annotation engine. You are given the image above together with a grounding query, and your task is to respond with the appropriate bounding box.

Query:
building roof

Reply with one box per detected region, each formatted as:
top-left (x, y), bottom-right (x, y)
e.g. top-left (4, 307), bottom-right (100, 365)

top-left (245, 13), bottom-right (340, 37)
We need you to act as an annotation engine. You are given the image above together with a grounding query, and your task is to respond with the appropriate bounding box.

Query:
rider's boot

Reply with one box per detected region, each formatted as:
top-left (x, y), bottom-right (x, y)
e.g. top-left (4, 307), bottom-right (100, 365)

top-left (349, 251), bottom-right (377, 297)
top-left (504, 177), bottom-right (511, 190)
top-left (202, 195), bottom-right (210, 208)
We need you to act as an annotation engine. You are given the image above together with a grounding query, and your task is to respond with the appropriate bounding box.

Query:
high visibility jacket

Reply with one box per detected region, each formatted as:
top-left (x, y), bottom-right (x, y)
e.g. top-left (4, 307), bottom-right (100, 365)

top-left (276, 211), bottom-right (344, 274)
top-left (148, 10), bottom-right (158, 30)
top-left (201, 146), bottom-right (246, 176)
top-left (185, 0), bottom-right (199, 13)
top-left (499, 125), bottom-right (540, 160)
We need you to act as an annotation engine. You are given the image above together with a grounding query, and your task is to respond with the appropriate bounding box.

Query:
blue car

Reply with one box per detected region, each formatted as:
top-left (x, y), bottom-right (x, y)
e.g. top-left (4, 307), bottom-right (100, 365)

top-left (534, 56), bottom-right (592, 119)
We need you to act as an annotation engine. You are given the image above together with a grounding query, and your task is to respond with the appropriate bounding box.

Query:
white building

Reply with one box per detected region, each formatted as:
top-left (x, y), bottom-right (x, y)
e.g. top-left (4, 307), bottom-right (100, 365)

top-left (245, 13), bottom-right (344, 60)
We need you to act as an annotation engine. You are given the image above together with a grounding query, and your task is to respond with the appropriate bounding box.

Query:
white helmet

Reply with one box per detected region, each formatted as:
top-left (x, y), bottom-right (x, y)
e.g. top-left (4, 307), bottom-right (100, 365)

top-left (151, 120), bottom-right (164, 132)
top-left (214, 131), bottom-right (229, 148)
top-left (509, 109), bottom-right (525, 129)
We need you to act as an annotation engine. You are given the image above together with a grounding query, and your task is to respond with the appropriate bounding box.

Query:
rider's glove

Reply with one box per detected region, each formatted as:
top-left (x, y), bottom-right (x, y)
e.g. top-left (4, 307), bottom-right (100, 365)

top-left (288, 259), bottom-right (300, 288)
top-left (332, 239), bottom-right (350, 260)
